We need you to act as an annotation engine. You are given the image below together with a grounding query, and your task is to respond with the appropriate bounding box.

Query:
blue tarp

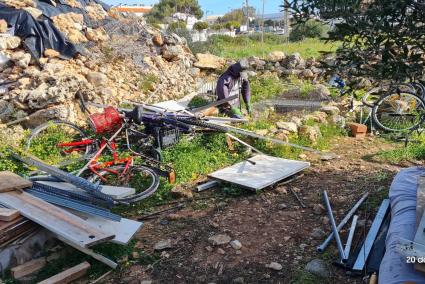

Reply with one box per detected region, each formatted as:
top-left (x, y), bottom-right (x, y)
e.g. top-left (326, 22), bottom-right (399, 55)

top-left (379, 167), bottom-right (425, 283)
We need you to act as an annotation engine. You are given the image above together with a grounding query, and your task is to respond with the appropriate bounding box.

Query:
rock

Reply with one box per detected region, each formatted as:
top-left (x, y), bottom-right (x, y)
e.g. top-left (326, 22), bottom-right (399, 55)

top-left (320, 153), bottom-right (339, 161)
top-left (278, 203), bottom-right (288, 210)
top-left (233, 277), bottom-right (245, 283)
top-left (276, 121), bottom-right (298, 133)
top-left (267, 51), bottom-right (285, 63)
top-left (329, 114), bottom-right (345, 128)
top-left (322, 216), bottom-right (330, 225)
top-left (0, 52), bottom-right (10, 69)
top-left (290, 116), bottom-right (303, 126)
top-left (301, 69), bottom-right (314, 79)
top-left (86, 72), bottom-right (108, 87)
top-left (194, 53), bottom-right (226, 70)
top-left (217, 248), bottom-right (225, 255)
top-left (44, 49), bottom-right (60, 58)
top-left (305, 259), bottom-right (330, 278)
top-left (205, 246), bottom-right (213, 252)
top-left (152, 34), bottom-right (163, 46)
top-left (313, 204), bottom-right (325, 215)
top-left (0, 35), bottom-right (21, 50)
top-left (266, 262), bottom-right (283, 271)
top-left (189, 67), bottom-right (200, 77)
top-left (161, 45), bottom-right (184, 61)
top-left (85, 27), bottom-right (109, 42)
top-left (230, 240), bottom-right (242, 250)
top-left (0, 20), bottom-right (7, 33)
top-left (311, 228), bottom-right (326, 239)
top-left (154, 239), bottom-right (173, 250)
top-left (299, 125), bottom-right (322, 143)
top-left (11, 51), bottom-right (31, 68)
top-left (298, 154), bottom-right (307, 159)
top-left (171, 185), bottom-right (193, 199)
top-left (208, 234), bottom-right (231, 246)
top-left (355, 77), bottom-right (372, 89)
top-left (320, 105), bottom-right (340, 115)
top-left (308, 84), bottom-right (331, 100)
top-left (140, 281), bottom-right (152, 284)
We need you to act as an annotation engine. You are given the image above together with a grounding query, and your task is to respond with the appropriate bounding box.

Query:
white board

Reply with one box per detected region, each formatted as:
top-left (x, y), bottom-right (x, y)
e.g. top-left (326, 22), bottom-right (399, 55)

top-left (67, 210), bottom-right (143, 245)
top-left (208, 155), bottom-right (310, 191)
top-left (153, 100), bottom-right (187, 111)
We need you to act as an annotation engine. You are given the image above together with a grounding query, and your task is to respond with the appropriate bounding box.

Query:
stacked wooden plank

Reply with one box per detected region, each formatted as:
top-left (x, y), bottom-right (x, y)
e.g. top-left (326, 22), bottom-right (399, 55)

top-left (0, 170), bottom-right (143, 282)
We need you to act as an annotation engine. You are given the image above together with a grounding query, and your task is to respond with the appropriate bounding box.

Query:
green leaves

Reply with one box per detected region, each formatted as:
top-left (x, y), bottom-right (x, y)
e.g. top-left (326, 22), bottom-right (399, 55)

top-left (285, 0), bottom-right (425, 81)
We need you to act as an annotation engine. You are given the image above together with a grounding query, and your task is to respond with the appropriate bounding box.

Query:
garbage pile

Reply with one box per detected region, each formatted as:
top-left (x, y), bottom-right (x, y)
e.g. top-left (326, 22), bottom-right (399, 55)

top-left (0, 0), bottom-right (200, 127)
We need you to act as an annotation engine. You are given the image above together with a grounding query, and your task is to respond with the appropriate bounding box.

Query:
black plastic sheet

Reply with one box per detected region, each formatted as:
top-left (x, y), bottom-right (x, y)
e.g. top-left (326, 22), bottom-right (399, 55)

top-left (0, 0), bottom-right (110, 59)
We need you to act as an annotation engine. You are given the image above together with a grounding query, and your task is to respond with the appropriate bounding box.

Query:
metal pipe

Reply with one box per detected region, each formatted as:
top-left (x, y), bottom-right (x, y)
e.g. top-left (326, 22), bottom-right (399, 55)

top-left (323, 190), bottom-right (347, 262)
top-left (225, 133), bottom-right (264, 154)
top-left (317, 192), bottom-right (369, 252)
top-left (344, 214), bottom-right (358, 259)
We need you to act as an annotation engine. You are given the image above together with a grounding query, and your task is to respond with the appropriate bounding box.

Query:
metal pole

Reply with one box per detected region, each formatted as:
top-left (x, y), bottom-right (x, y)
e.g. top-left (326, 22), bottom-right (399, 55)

top-left (323, 190), bottom-right (347, 262)
top-left (317, 192), bottom-right (369, 252)
top-left (344, 214), bottom-right (358, 259)
top-left (226, 133), bottom-right (264, 154)
top-left (261, 0), bottom-right (265, 58)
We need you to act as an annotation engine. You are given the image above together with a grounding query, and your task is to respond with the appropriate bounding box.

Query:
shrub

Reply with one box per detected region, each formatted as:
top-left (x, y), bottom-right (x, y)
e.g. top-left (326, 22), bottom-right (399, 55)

top-left (224, 21), bottom-right (241, 30)
top-left (289, 19), bottom-right (329, 42)
top-left (167, 20), bottom-right (187, 31)
top-left (193, 21), bottom-right (208, 31)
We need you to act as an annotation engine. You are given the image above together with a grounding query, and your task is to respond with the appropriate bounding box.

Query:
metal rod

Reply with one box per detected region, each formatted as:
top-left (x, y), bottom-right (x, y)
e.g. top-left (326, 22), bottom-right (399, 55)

top-left (344, 214), bottom-right (358, 259)
top-left (290, 187), bottom-right (306, 208)
top-left (220, 124), bottom-right (323, 154)
top-left (190, 95), bottom-right (239, 113)
top-left (205, 116), bottom-right (248, 123)
top-left (323, 190), bottom-right (347, 262)
top-left (317, 192), bottom-right (369, 252)
top-left (225, 133), bottom-right (264, 154)
top-left (352, 199), bottom-right (390, 271)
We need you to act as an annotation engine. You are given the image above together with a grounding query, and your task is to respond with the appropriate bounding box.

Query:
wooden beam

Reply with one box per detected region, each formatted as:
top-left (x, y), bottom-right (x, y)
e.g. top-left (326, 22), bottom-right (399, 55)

top-left (0, 208), bottom-right (20, 221)
top-left (38, 261), bottom-right (90, 284)
top-left (0, 191), bottom-right (114, 248)
top-left (0, 171), bottom-right (32, 192)
top-left (11, 257), bottom-right (46, 279)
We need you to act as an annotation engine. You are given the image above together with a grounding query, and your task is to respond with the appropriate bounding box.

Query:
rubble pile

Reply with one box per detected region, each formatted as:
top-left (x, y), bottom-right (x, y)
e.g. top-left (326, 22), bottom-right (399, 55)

top-left (0, 1), bottom-right (200, 126)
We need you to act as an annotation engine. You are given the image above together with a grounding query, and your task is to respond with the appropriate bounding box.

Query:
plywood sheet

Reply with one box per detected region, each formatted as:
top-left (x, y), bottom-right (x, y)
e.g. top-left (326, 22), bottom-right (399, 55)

top-left (0, 171), bottom-right (32, 192)
top-left (208, 155), bottom-right (310, 191)
top-left (0, 191), bottom-right (114, 247)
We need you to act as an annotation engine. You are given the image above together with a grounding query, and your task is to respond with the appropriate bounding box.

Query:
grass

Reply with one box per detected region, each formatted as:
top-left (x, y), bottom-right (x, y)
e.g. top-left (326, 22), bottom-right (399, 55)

top-left (191, 34), bottom-right (339, 60)
top-left (377, 142), bottom-right (425, 163)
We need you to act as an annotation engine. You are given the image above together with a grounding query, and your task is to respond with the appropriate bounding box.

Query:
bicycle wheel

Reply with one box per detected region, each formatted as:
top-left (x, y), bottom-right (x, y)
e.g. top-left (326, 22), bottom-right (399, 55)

top-left (26, 120), bottom-right (94, 165)
top-left (87, 165), bottom-right (160, 203)
top-left (372, 91), bottom-right (425, 132)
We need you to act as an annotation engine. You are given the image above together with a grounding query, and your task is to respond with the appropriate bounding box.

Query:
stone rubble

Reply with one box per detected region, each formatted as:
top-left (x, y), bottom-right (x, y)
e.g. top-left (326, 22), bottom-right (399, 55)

top-left (0, 5), bottom-right (199, 126)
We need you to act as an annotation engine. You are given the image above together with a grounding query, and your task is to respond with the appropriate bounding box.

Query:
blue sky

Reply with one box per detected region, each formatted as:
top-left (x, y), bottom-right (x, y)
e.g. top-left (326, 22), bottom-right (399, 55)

top-left (102, 0), bottom-right (283, 16)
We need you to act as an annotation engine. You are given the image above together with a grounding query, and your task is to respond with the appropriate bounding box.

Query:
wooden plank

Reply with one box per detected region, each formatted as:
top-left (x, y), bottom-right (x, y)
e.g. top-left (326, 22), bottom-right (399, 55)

top-left (0, 216), bottom-right (26, 231)
top-left (57, 236), bottom-right (118, 269)
top-left (208, 155), bottom-right (310, 191)
top-left (0, 171), bottom-right (32, 192)
top-left (38, 261), bottom-right (90, 284)
top-left (11, 257), bottom-right (46, 279)
top-left (0, 191), bottom-right (114, 248)
top-left (0, 208), bottom-right (20, 221)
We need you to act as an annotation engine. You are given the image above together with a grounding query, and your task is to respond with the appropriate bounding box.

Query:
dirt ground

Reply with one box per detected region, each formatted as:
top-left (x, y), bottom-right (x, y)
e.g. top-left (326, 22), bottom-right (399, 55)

top-left (106, 136), bottom-right (409, 284)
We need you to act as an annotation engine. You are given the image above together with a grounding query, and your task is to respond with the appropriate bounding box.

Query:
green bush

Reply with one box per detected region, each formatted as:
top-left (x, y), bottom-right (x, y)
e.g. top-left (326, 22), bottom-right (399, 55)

top-left (289, 19), bottom-right (329, 42)
top-left (167, 20), bottom-right (187, 31)
top-left (224, 21), bottom-right (241, 30)
top-left (210, 23), bottom-right (224, 30)
top-left (193, 21), bottom-right (209, 31)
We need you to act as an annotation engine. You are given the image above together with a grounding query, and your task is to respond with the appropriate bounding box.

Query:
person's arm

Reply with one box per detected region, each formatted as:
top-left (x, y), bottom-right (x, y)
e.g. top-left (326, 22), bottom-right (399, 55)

top-left (241, 79), bottom-right (252, 114)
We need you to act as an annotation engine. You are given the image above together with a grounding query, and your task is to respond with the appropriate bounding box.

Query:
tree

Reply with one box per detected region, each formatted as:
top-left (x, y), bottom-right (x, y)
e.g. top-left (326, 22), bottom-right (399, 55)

top-left (148, 0), bottom-right (203, 23)
top-left (193, 21), bottom-right (209, 31)
top-left (220, 7), bottom-right (256, 24)
top-left (289, 19), bottom-right (329, 41)
top-left (224, 21), bottom-right (241, 30)
top-left (283, 0), bottom-right (425, 81)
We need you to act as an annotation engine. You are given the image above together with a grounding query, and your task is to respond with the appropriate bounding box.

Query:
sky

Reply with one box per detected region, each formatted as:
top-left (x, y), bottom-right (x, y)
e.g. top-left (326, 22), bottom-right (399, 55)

top-left (102, 0), bottom-right (284, 16)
